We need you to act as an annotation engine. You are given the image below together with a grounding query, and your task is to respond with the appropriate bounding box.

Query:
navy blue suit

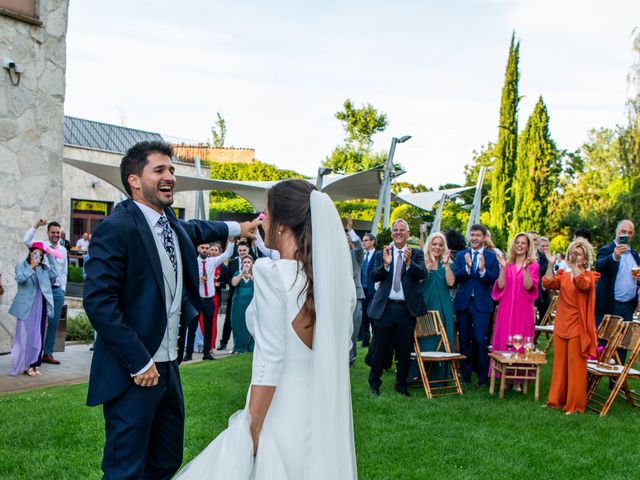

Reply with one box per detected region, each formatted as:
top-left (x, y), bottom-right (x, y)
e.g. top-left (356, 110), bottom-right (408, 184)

top-left (83, 200), bottom-right (229, 479)
top-left (367, 247), bottom-right (426, 392)
top-left (453, 248), bottom-right (499, 384)
top-left (358, 249), bottom-right (378, 345)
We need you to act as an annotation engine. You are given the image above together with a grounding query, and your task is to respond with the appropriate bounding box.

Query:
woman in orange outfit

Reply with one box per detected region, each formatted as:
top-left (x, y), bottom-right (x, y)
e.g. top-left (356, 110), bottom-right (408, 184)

top-left (542, 238), bottom-right (599, 414)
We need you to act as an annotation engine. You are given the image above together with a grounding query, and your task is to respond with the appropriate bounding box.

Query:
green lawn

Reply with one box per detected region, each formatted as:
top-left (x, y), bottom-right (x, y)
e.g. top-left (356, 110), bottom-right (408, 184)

top-left (1, 346), bottom-right (639, 480)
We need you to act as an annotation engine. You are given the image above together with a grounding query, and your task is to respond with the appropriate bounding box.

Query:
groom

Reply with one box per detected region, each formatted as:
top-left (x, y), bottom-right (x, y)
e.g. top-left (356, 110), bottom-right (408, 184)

top-left (84, 141), bottom-right (258, 479)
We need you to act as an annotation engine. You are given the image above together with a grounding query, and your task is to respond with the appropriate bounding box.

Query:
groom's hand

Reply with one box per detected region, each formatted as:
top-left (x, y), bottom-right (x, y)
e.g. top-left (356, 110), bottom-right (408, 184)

top-left (239, 220), bottom-right (262, 240)
top-left (134, 363), bottom-right (160, 387)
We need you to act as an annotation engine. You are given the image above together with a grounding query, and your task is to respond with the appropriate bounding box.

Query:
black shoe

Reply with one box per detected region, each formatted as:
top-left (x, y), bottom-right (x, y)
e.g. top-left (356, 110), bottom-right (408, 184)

top-left (183, 354), bottom-right (193, 361)
top-left (476, 382), bottom-right (488, 388)
top-left (370, 387), bottom-right (380, 397)
top-left (216, 343), bottom-right (227, 351)
top-left (397, 389), bottom-right (410, 397)
top-left (203, 354), bottom-right (215, 361)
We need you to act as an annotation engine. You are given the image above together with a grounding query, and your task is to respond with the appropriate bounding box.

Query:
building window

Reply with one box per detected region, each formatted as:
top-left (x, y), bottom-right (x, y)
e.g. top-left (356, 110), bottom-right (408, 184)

top-left (0, 0), bottom-right (40, 25)
top-left (70, 199), bottom-right (113, 246)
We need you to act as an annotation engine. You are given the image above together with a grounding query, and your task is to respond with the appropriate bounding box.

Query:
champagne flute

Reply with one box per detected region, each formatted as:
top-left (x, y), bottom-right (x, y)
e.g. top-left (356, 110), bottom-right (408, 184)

top-left (512, 334), bottom-right (523, 359)
top-left (524, 336), bottom-right (534, 359)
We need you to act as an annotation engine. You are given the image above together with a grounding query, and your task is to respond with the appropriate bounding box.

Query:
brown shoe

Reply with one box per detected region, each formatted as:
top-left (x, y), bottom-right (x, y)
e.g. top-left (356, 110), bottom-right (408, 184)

top-left (41, 354), bottom-right (60, 365)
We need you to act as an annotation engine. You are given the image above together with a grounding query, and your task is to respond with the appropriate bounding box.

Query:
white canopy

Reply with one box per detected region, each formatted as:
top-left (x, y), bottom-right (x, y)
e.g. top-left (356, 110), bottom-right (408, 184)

top-left (63, 157), bottom-right (392, 212)
top-left (397, 186), bottom-right (474, 211)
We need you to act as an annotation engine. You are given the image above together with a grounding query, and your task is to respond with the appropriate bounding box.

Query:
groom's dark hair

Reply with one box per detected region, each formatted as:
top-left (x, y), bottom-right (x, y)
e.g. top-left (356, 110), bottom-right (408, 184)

top-left (120, 141), bottom-right (174, 197)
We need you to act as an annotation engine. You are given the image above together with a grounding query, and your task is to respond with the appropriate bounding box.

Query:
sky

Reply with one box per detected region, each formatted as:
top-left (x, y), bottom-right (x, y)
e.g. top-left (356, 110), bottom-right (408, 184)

top-left (64, 0), bottom-right (640, 188)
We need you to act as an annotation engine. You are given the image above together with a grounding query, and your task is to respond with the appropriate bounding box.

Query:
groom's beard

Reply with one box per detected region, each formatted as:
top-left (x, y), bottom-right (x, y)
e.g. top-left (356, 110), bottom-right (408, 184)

top-left (199, 254), bottom-right (208, 259)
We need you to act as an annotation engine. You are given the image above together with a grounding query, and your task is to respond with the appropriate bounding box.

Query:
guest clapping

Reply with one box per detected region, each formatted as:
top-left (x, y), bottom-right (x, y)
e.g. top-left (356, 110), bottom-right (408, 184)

top-left (230, 256), bottom-right (255, 353)
top-left (9, 242), bottom-right (55, 377)
top-left (543, 238), bottom-right (599, 414)
top-left (419, 233), bottom-right (455, 380)
top-left (491, 233), bottom-right (539, 390)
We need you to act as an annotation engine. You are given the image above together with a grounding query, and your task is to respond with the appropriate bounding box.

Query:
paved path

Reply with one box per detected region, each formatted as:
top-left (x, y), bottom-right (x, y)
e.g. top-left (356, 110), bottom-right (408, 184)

top-left (0, 313), bottom-right (234, 396)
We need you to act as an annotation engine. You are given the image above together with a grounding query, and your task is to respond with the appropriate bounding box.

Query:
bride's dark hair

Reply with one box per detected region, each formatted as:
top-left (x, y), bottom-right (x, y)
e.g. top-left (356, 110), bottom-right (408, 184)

top-left (266, 179), bottom-right (317, 323)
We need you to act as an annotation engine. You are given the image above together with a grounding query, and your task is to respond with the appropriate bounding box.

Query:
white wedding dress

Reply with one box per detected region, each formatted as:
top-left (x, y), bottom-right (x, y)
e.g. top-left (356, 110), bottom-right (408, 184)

top-left (176, 191), bottom-right (357, 480)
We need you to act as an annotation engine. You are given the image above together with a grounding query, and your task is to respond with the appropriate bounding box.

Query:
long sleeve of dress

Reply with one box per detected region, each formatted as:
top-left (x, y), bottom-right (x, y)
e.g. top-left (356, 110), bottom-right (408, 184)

top-left (250, 259), bottom-right (287, 387)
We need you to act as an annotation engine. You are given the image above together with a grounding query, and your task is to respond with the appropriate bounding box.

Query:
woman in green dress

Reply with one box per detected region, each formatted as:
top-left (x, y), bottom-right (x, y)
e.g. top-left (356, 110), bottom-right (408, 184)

top-left (230, 256), bottom-right (255, 353)
top-left (419, 232), bottom-right (456, 380)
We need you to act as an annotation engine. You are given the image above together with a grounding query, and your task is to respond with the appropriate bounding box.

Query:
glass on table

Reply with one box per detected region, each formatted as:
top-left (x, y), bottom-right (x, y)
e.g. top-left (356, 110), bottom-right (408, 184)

top-left (512, 334), bottom-right (523, 359)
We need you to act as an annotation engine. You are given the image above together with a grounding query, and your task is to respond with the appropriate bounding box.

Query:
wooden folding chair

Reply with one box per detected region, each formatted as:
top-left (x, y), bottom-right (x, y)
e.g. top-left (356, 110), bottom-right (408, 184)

top-left (586, 315), bottom-right (625, 400)
top-left (534, 293), bottom-right (558, 353)
top-left (587, 322), bottom-right (640, 416)
top-left (411, 310), bottom-right (465, 399)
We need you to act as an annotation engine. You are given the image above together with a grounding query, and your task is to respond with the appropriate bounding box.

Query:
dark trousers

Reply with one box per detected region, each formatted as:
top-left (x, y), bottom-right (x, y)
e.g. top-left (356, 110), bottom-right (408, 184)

top-left (535, 289), bottom-right (551, 325)
top-left (220, 288), bottom-right (234, 347)
top-left (368, 301), bottom-right (416, 392)
top-left (200, 296), bottom-right (215, 355)
top-left (358, 293), bottom-right (373, 345)
top-left (457, 297), bottom-right (491, 384)
top-left (185, 314), bottom-right (200, 356)
top-left (102, 361), bottom-right (184, 480)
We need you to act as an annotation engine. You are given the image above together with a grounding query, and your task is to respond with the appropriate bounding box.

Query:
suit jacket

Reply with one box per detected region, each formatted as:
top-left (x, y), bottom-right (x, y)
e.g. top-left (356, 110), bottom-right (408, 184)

top-left (83, 200), bottom-right (229, 406)
top-left (351, 236), bottom-right (365, 300)
top-left (367, 247), bottom-right (427, 320)
top-left (362, 249), bottom-right (378, 298)
top-left (536, 249), bottom-right (550, 305)
top-left (595, 241), bottom-right (640, 313)
top-left (9, 260), bottom-right (55, 319)
top-left (453, 248), bottom-right (500, 313)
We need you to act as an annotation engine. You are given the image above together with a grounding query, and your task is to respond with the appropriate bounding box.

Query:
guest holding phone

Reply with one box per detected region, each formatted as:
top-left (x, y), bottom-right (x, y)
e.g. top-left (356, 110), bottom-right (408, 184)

top-left (230, 256), bottom-right (255, 353)
top-left (9, 242), bottom-right (56, 376)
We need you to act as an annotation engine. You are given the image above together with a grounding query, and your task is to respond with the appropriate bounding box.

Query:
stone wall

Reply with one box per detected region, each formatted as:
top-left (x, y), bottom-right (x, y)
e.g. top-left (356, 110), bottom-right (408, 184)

top-left (0, 1), bottom-right (70, 353)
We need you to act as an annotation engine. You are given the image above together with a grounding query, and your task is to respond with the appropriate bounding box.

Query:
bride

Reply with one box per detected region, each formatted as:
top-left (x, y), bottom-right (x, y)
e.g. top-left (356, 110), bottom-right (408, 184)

top-left (176, 180), bottom-right (358, 479)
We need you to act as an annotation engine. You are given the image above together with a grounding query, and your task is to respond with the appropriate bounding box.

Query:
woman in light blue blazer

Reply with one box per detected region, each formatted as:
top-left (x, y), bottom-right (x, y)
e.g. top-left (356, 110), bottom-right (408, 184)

top-left (9, 242), bottom-right (55, 376)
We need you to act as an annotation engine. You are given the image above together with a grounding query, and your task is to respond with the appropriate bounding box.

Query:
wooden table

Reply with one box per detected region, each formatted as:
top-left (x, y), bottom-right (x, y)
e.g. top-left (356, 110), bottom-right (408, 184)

top-left (489, 352), bottom-right (547, 401)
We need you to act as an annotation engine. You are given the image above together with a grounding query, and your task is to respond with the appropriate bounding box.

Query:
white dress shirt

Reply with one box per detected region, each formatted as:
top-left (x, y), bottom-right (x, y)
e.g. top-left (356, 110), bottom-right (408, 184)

top-left (613, 242), bottom-right (638, 302)
top-left (199, 241), bottom-right (234, 298)
top-left (76, 238), bottom-right (90, 250)
top-left (23, 227), bottom-right (68, 292)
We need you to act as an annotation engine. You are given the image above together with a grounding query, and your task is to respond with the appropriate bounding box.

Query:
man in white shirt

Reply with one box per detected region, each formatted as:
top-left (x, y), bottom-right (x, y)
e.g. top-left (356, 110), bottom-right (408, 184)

top-left (76, 232), bottom-right (90, 250)
top-left (23, 219), bottom-right (68, 365)
top-left (184, 240), bottom-right (234, 361)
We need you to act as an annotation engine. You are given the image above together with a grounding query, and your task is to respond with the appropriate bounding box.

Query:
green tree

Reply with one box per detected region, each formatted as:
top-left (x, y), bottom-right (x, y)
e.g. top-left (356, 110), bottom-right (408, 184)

top-left (211, 112), bottom-right (226, 148)
top-left (489, 32), bottom-right (520, 235)
top-left (510, 97), bottom-right (561, 235)
top-left (323, 99), bottom-right (389, 174)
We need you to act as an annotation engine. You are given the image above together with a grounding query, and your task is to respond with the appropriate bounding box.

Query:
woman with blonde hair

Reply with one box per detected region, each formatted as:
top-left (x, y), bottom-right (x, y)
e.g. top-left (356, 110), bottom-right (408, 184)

top-left (490, 232), bottom-right (539, 390)
top-left (542, 237), bottom-right (599, 414)
top-left (418, 232), bottom-right (455, 380)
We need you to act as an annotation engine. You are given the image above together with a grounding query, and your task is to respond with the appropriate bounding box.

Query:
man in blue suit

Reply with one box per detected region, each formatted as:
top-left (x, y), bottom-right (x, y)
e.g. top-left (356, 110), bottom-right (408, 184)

top-left (84, 141), bottom-right (258, 480)
top-left (367, 219), bottom-right (426, 397)
top-left (358, 232), bottom-right (377, 348)
top-left (454, 224), bottom-right (499, 387)
top-left (595, 220), bottom-right (640, 340)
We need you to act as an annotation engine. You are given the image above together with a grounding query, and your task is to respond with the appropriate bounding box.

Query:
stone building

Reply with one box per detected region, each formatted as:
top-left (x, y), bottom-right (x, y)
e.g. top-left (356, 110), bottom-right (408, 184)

top-left (0, 1), bottom-right (70, 353)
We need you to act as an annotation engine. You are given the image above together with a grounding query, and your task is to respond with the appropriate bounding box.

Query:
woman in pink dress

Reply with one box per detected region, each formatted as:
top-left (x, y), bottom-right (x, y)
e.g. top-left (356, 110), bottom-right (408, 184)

top-left (490, 232), bottom-right (539, 390)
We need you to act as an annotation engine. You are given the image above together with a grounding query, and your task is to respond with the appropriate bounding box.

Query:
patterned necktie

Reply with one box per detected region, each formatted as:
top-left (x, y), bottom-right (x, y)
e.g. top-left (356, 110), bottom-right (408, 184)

top-left (157, 215), bottom-right (177, 275)
top-left (393, 251), bottom-right (403, 292)
top-left (472, 250), bottom-right (479, 274)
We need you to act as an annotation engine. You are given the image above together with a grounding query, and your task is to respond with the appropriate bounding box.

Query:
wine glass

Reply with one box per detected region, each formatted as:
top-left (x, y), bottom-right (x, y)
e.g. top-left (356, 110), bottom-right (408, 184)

top-left (512, 334), bottom-right (523, 359)
top-left (524, 336), bottom-right (534, 359)
top-left (505, 335), bottom-right (513, 356)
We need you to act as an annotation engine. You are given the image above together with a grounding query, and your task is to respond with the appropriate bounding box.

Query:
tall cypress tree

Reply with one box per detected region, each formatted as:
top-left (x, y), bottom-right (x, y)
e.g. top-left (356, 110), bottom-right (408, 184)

top-left (511, 97), bottom-right (560, 235)
top-left (489, 33), bottom-right (520, 236)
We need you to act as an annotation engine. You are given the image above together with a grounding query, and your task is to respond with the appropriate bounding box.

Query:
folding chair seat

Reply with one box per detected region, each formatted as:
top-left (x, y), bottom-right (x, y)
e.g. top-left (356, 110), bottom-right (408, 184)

top-left (410, 310), bottom-right (465, 399)
top-left (587, 322), bottom-right (640, 416)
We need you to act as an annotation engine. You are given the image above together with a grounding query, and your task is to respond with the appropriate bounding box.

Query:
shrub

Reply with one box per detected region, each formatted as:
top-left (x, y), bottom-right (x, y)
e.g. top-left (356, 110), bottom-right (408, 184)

top-left (67, 265), bottom-right (84, 283)
top-left (66, 312), bottom-right (94, 342)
